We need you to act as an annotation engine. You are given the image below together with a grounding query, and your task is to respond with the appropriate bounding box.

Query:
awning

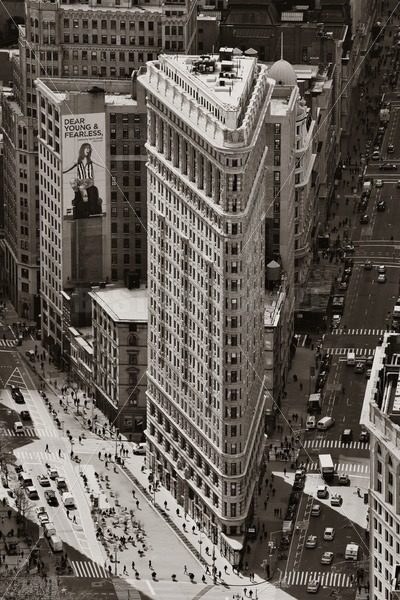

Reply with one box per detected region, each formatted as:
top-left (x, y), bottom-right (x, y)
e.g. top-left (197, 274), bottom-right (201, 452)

top-left (220, 531), bottom-right (244, 551)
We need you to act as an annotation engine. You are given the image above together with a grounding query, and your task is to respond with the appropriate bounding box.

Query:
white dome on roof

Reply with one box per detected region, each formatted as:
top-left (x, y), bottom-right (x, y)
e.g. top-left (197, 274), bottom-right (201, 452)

top-left (269, 59), bottom-right (297, 86)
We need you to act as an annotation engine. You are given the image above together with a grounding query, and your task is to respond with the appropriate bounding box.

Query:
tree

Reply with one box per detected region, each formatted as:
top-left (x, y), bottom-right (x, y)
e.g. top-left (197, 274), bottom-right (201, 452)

top-left (0, 438), bottom-right (12, 486)
top-left (14, 485), bottom-right (33, 530)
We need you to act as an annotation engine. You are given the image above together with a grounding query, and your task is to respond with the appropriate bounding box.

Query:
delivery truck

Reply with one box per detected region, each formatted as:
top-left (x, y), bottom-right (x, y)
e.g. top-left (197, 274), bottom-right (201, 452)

top-left (319, 454), bottom-right (335, 480)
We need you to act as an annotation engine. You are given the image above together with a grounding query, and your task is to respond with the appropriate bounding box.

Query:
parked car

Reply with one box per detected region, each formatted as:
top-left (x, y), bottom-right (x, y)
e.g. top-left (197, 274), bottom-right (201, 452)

top-left (26, 486), bottom-right (39, 500)
top-left (360, 214), bottom-right (369, 224)
top-left (20, 411), bottom-right (31, 421)
top-left (305, 535), bottom-right (318, 548)
top-left (360, 430), bottom-right (370, 442)
top-left (375, 179), bottom-right (383, 187)
top-left (56, 478), bottom-right (68, 492)
top-left (388, 144), bottom-right (395, 153)
top-left (378, 265), bottom-right (386, 273)
top-left (321, 551), bottom-right (334, 565)
top-left (48, 468), bottom-right (59, 480)
top-left (44, 490), bottom-right (59, 507)
top-left (341, 428), bottom-right (353, 443)
top-left (364, 260), bottom-right (372, 270)
top-left (37, 475), bottom-right (51, 487)
top-left (378, 273), bottom-right (387, 283)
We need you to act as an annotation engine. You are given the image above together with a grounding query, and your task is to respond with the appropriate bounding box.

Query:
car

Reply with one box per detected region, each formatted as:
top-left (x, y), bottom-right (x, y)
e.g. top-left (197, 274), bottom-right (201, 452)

top-left (10, 386), bottom-right (25, 404)
top-left (341, 428), bottom-right (353, 443)
top-left (321, 551), bottom-right (334, 565)
top-left (20, 410), bottom-right (31, 421)
top-left (378, 265), bottom-right (386, 273)
top-left (332, 314), bottom-right (341, 328)
top-left (37, 475), bottom-right (50, 487)
top-left (306, 579), bottom-right (321, 594)
top-left (338, 473), bottom-right (351, 486)
top-left (311, 504), bottom-right (321, 517)
top-left (366, 355), bottom-right (374, 367)
top-left (48, 468), bottom-right (59, 480)
top-left (379, 162), bottom-right (398, 171)
top-left (35, 507), bottom-right (49, 524)
top-left (354, 361), bottom-right (365, 374)
top-left (378, 273), bottom-right (387, 283)
top-left (343, 243), bottom-right (355, 253)
top-left (44, 490), bottom-right (59, 507)
top-left (56, 478), bottom-right (68, 492)
top-left (305, 535), bottom-right (318, 548)
top-left (375, 179), bottom-right (383, 187)
top-left (26, 486), bottom-right (39, 500)
top-left (338, 281), bottom-right (348, 291)
top-left (371, 150), bottom-right (380, 160)
top-left (306, 578), bottom-right (320, 593)
top-left (323, 527), bottom-right (335, 541)
top-left (306, 416), bottom-right (316, 430)
top-left (133, 443), bottom-right (146, 456)
top-left (317, 485), bottom-right (329, 499)
top-left (377, 200), bottom-right (386, 212)
top-left (364, 260), bottom-right (373, 270)
top-left (330, 494), bottom-right (343, 506)
top-left (14, 464), bottom-right (23, 474)
top-left (388, 144), bottom-right (395, 153)
top-left (360, 214), bottom-right (369, 224)
top-left (360, 430), bottom-right (370, 442)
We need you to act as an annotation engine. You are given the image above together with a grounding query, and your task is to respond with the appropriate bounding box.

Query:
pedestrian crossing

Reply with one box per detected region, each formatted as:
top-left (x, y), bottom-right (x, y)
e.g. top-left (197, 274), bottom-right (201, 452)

top-left (0, 427), bottom-right (58, 438)
top-left (284, 570), bottom-right (352, 587)
top-left (71, 560), bottom-right (110, 578)
top-left (325, 347), bottom-right (372, 356)
top-left (331, 328), bottom-right (385, 336)
top-left (14, 450), bottom-right (59, 463)
top-left (303, 439), bottom-right (370, 450)
top-left (0, 339), bottom-right (17, 347)
top-left (305, 461), bottom-right (369, 474)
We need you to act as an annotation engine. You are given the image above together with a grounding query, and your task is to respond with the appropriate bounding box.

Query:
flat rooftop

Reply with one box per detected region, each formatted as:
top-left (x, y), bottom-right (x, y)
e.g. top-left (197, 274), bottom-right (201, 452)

top-left (90, 286), bottom-right (148, 323)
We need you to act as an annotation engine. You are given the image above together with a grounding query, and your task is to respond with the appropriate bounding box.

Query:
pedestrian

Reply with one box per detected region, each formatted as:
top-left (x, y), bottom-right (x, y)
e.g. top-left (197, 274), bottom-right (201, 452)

top-left (149, 560), bottom-right (152, 569)
top-left (45, 444), bottom-right (49, 453)
top-left (136, 500), bottom-right (140, 509)
top-left (224, 565), bottom-right (228, 573)
top-left (58, 449), bottom-right (62, 458)
top-left (218, 570), bottom-right (221, 579)
top-left (132, 490), bottom-right (136, 498)
top-left (131, 561), bottom-right (135, 570)
top-left (123, 565), bottom-right (127, 575)
top-left (67, 510), bottom-right (70, 519)
top-left (184, 565), bottom-right (187, 574)
top-left (73, 515), bottom-right (77, 523)
top-left (164, 501), bottom-right (168, 510)
top-left (283, 467), bottom-right (287, 476)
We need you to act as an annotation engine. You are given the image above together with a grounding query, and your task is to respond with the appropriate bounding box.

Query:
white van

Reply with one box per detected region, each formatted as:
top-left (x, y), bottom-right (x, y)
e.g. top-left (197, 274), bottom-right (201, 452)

top-left (317, 416), bottom-right (335, 431)
top-left (346, 351), bottom-right (356, 366)
top-left (62, 492), bottom-right (75, 509)
top-left (345, 542), bottom-right (359, 560)
top-left (306, 416), bottom-right (316, 430)
top-left (44, 522), bottom-right (56, 538)
top-left (13, 421), bottom-right (24, 434)
top-left (49, 535), bottom-right (63, 552)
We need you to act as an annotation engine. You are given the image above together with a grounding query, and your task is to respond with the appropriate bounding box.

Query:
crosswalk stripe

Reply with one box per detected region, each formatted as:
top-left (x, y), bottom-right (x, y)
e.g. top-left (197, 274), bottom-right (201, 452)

top-left (285, 570), bottom-right (352, 587)
top-left (0, 427), bottom-right (58, 438)
top-left (303, 439), bottom-right (370, 450)
top-left (331, 328), bottom-right (385, 336)
top-left (71, 560), bottom-right (109, 578)
top-left (303, 461), bottom-right (369, 474)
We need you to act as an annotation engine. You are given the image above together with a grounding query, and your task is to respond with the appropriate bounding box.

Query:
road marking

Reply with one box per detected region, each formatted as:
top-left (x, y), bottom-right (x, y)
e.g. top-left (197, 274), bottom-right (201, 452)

top-left (284, 570), bottom-right (352, 587)
top-left (71, 560), bottom-right (109, 578)
top-left (303, 439), bottom-right (370, 450)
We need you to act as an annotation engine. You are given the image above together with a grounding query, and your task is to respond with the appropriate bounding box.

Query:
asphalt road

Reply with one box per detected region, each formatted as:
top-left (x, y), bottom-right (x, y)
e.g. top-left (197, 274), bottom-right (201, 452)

top-left (281, 9), bottom-right (400, 599)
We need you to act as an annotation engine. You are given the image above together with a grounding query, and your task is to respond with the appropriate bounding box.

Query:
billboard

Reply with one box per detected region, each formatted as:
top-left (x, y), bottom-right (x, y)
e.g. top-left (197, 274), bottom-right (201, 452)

top-left (62, 114), bottom-right (106, 219)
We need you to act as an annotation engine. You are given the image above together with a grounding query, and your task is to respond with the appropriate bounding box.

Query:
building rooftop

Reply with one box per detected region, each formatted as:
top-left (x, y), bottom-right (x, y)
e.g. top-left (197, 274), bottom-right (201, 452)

top-left (89, 285), bottom-right (148, 323)
top-left (162, 52), bottom-right (258, 118)
top-left (140, 51), bottom-right (273, 145)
